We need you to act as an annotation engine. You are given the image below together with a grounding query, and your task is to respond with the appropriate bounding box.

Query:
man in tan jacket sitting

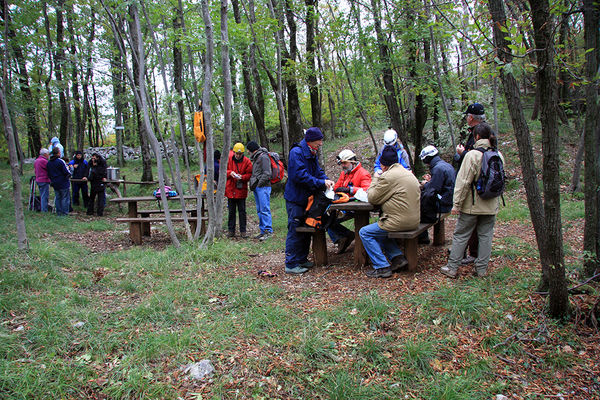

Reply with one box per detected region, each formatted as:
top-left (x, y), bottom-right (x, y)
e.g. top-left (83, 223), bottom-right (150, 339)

top-left (359, 146), bottom-right (421, 278)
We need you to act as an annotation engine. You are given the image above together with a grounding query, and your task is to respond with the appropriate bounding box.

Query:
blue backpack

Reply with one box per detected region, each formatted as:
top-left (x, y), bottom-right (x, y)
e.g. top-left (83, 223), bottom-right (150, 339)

top-left (473, 147), bottom-right (505, 201)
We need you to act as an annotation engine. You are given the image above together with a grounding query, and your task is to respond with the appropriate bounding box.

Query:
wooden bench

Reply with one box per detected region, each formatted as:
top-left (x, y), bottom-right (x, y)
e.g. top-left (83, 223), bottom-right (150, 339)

top-left (388, 213), bottom-right (449, 272)
top-left (296, 226), bottom-right (328, 267)
top-left (116, 216), bottom-right (207, 244)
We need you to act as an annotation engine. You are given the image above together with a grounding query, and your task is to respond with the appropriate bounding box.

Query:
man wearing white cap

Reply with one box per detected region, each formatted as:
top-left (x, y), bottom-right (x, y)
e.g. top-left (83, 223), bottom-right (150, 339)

top-left (418, 145), bottom-right (455, 244)
top-left (328, 149), bottom-right (372, 254)
top-left (373, 129), bottom-right (410, 176)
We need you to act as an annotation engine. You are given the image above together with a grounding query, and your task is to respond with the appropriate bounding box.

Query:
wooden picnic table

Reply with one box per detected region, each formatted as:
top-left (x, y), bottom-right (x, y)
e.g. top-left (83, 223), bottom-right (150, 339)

top-left (110, 195), bottom-right (206, 244)
top-left (329, 202), bottom-right (376, 267)
top-left (71, 176), bottom-right (157, 198)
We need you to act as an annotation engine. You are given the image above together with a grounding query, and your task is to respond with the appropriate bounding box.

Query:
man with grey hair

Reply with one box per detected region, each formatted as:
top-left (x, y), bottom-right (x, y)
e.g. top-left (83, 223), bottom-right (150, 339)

top-left (34, 148), bottom-right (51, 212)
top-left (454, 102), bottom-right (486, 264)
top-left (454, 103), bottom-right (485, 169)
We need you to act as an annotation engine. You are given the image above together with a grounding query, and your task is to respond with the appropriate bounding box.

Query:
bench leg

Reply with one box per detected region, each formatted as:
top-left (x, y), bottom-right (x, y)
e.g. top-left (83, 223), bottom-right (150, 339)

top-left (130, 221), bottom-right (143, 245)
top-left (433, 219), bottom-right (445, 246)
top-left (139, 212), bottom-right (151, 236)
top-left (312, 230), bottom-right (328, 267)
top-left (404, 238), bottom-right (418, 272)
top-left (190, 220), bottom-right (197, 234)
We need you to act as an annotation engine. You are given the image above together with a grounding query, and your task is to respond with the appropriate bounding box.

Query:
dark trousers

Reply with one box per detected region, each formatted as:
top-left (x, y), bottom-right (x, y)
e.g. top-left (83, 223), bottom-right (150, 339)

top-left (227, 197), bottom-right (247, 233)
top-left (285, 201), bottom-right (311, 268)
top-left (87, 189), bottom-right (105, 216)
top-left (72, 181), bottom-right (89, 207)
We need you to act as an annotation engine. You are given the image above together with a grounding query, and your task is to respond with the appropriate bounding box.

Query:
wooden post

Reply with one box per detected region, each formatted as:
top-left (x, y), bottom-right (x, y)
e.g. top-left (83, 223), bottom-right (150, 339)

top-left (353, 210), bottom-right (370, 267)
top-left (433, 219), bottom-right (445, 245)
top-left (312, 230), bottom-right (328, 267)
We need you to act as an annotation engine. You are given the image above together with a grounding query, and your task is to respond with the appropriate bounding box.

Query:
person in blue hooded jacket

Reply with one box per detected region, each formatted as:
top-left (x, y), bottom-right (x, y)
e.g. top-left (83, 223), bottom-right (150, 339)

top-left (49, 136), bottom-right (64, 158)
top-left (284, 127), bottom-right (334, 274)
top-left (373, 129), bottom-right (410, 175)
top-left (46, 147), bottom-right (71, 216)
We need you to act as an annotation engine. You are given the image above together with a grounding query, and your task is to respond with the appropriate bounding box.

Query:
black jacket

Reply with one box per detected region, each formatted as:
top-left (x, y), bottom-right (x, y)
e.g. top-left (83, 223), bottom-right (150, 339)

top-left (88, 155), bottom-right (107, 191)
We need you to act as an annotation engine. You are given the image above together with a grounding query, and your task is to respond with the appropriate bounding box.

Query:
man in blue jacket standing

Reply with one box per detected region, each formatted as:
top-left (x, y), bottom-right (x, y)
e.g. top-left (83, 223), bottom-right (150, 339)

top-left (284, 127), bottom-right (334, 274)
top-left (46, 147), bottom-right (71, 216)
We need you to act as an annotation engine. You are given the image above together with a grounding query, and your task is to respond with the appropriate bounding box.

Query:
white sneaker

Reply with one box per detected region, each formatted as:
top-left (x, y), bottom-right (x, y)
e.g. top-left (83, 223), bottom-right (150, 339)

top-left (440, 265), bottom-right (457, 278)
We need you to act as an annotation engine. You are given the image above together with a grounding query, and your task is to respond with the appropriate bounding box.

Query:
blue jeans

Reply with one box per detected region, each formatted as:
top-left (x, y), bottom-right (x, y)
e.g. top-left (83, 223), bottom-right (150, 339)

top-left (285, 201), bottom-right (311, 268)
top-left (54, 187), bottom-right (70, 216)
top-left (37, 182), bottom-right (50, 212)
top-left (359, 222), bottom-right (403, 270)
top-left (253, 186), bottom-right (272, 234)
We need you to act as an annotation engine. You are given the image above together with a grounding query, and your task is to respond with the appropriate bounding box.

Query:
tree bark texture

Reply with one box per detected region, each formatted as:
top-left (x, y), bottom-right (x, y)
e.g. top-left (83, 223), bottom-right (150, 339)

top-left (0, 84), bottom-right (28, 250)
top-left (487, 0), bottom-right (550, 291)
top-left (528, 0), bottom-right (568, 318)
top-left (305, 0), bottom-right (321, 128)
top-left (283, 0), bottom-right (303, 144)
top-left (55, 0), bottom-right (70, 149)
top-left (583, 0), bottom-right (600, 278)
top-left (66, 2), bottom-right (83, 152)
top-left (371, 0), bottom-right (406, 149)
top-left (0, 0), bottom-right (42, 156)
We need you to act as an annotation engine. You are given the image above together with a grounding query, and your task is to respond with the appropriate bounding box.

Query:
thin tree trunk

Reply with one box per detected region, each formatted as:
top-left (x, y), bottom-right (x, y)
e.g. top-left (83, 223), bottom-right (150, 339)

top-left (337, 52), bottom-right (378, 155)
top-left (140, 2), bottom-right (192, 240)
top-left (1, 0), bottom-right (42, 155)
top-left (282, 0), bottom-right (303, 144)
top-left (371, 0), bottom-right (406, 152)
top-left (583, 0), bottom-right (600, 278)
top-left (569, 126), bottom-right (585, 193)
top-left (488, 0), bottom-right (560, 312)
top-left (200, 0), bottom-right (218, 246)
top-left (173, 1), bottom-right (193, 191)
top-left (305, 0), bottom-right (321, 127)
top-left (428, 5), bottom-right (455, 150)
top-left (55, 0), bottom-right (69, 147)
top-left (0, 84), bottom-right (27, 249)
top-left (42, 2), bottom-right (55, 139)
top-left (529, 0), bottom-right (568, 317)
top-left (66, 2), bottom-right (83, 152)
top-left (232, 0), bottom-right (268, 148)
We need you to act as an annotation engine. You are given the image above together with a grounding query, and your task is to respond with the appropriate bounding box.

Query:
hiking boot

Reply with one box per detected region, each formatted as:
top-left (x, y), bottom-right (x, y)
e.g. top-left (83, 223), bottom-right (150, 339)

top-left (365, 267), bottom-right (393, 278)
top-left (299, 261), bottom-right (315, 269)
top-left (440, 265), bottom-right (457, 278)
top-left (461, 255), bottom-right (476, 265)
top-left (254, 233), bottom-right (265, 240)
top-left (240, 232), bottom-right (248, 238)
top-left (475, 269), bottom-right (488, 277)
top-left (285, 265), bottom-right (309, 275)
top-left (259, 232), bottom-right (272, 241)
top-left (390, 255), bottom-right (409, 272)
top-left (227, 231), bottom-right (235, 238)
top-left (336, 235), bottom-right (354, 254)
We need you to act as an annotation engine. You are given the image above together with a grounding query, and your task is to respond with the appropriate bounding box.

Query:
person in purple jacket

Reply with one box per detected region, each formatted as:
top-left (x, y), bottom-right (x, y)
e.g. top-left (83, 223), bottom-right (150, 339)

top-left (46, 147), bottom-right (72, 216)
top-left (34, 148), bottom-right (51, 212)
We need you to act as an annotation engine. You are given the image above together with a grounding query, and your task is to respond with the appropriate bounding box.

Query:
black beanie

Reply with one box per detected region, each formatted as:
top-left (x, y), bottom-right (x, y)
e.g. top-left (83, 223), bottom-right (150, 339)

top-left (246, 141), bottom-right (259, 152)
top-left (380, 145), bottom-right (398, 167)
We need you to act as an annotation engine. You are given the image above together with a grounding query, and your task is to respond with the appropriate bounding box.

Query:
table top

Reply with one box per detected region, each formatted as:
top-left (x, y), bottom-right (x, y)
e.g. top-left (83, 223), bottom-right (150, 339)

top-left (329, 201), bottom-right (376, 211)
top-left (109, 195), bottom-right (200, 203)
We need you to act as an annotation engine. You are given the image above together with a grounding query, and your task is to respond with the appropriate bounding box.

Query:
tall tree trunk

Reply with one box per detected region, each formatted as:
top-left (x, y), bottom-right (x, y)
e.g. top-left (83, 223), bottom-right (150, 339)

top-left (82, 10), bottom-right (96, 155)
top-left (0, 0), bottom-right (42, 156)
top-left (110, 30), bottom-right (126, 167)
top-left (583, 0), bottom-right (600, 278)
top-left (232, 0), bottom-right (267, 148)
top-left (283, 0), bottom-right (303, 144)
top-left (0, 84), bottom-right (27, 250)
top-left (569, 127), bottom-right (584, 193)
top-left (66, 2), bottom-right (83, 152)
top-left (305, 0), bottom-right (321, 127)
top-left (173, 3), bottom-right (192, 190)
top-left (371, 0), bottom-right (407, 154)
top-left (55, 0), bottom-right (69, 148)
top-left (488, 0), bottom-right (563, 315)
top-left (42, 2), bottom-right (55, 139)
top-left (529, 0), bottom-right (568, 317)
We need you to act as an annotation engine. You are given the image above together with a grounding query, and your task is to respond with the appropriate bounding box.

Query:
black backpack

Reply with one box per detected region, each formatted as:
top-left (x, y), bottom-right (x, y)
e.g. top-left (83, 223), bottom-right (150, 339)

top-left (473, 147), bottom-right (505, 201)
top-left (304, 192), bottom-right (336, 229)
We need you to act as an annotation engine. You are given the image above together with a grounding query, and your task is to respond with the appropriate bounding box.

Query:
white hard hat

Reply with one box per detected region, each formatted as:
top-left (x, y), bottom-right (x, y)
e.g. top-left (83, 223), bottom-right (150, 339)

top-left (383, 129), bottom-right (398, 145)
top-left (337, 149), bottom-right (357, 164)
top-left (419, 145), bottom-right (439, 160)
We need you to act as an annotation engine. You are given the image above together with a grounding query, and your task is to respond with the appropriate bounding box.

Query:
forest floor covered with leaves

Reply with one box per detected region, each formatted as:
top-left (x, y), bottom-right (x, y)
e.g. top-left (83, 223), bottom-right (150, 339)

top-left (1, 132), bottom-right (599, 399)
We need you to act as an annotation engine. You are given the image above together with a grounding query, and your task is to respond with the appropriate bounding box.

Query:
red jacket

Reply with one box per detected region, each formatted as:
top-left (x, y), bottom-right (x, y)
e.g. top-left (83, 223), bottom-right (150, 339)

top-left (225, 151), bottom-right (253, 199)
top-left (334, 163), bottom-right (372, 195)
